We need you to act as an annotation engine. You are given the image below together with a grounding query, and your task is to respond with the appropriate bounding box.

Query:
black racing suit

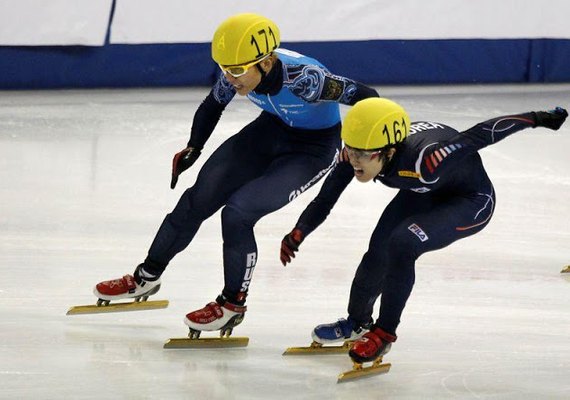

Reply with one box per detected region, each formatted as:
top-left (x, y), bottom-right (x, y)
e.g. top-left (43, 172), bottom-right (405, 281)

top-left (293, 113), bottom-right (538, 334)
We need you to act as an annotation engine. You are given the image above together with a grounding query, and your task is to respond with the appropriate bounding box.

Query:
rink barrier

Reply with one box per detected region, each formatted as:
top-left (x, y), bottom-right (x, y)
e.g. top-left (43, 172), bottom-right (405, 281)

top-left (1, 38), bottom-right (569, 89)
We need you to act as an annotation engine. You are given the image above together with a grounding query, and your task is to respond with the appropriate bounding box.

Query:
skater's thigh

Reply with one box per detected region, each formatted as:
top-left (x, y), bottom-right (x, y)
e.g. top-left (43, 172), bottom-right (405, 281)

top-left (366, 191), bottom-right (432, 256)
top-left (389, 192), bottom-right (495, 257)
top-left (190, 131), bottom-right (268, 212)
top-left (226, 153), bottom-right (335, 220)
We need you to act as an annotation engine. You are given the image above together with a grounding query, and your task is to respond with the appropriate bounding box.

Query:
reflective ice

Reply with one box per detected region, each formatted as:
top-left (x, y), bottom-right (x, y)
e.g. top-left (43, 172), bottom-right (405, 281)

top-left (0, 85), bottom-right (569, 399)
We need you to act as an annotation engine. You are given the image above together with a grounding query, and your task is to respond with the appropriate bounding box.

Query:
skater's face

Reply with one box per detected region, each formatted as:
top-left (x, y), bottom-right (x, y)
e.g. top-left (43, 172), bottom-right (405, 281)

top-left (220, 54), bottom-right (275, 96)
top-left (346, 146), bottom-right (396, 182)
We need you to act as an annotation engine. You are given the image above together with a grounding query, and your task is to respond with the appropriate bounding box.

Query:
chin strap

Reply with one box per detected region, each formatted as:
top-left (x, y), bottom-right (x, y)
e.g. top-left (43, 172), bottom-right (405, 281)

top-left (377, 146), bottom-right (397, 175)
top-left (378, 153), bottom-right (390, 175)
top-left (255, 63), bottom-right (267, 80)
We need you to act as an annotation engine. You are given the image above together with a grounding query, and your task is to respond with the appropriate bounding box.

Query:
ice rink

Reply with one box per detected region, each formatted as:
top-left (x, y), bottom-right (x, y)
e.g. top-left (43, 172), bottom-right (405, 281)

top-left (1, 85), bottom-right (569, 399)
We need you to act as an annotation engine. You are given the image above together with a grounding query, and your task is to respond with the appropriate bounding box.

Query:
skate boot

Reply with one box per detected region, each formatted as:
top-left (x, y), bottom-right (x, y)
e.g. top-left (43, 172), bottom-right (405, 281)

top-left (67, 263), bottom-right (167, 315)
top-left (283, 317), bottom-right (371, 355)
top-left (93, 263), bottom-right (161, 305)
top-left (312, 317), bottom-right (370, 344)
top-left (337, 326), bottom-right (395, 382)
top-left (533, 107), bottom-right (568, 130)
top-left (184, 295), bottom-right (246, 339)
top-left (283, 317), bottom-right (372, 356)
top-left (348, 326), bottom-right (397, 364)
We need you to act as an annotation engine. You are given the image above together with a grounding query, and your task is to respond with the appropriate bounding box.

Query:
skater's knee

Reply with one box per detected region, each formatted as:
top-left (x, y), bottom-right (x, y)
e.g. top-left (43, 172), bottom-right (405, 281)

top-left (171, 188), bottom-right (196, 219)
top-left (353, 251), bottom-right (387, 285)
top-left (222, 203), bottom-right (257, 229)
top-left (171, 188), bottom-right (216, 222)
top-left (387, 228), bottom-right (422, 262)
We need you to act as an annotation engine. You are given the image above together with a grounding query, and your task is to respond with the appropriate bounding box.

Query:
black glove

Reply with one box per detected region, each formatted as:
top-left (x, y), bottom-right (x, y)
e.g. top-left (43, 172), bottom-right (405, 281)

top-left (533, 107), bottom-right (568, 131)
top-left (280, 228), bottom-right (304, 266)
top-left (170, 147), bottom-right (201, 189)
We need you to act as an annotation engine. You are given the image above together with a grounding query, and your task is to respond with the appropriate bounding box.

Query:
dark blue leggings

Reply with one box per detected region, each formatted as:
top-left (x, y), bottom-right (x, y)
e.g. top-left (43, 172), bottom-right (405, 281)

top-left (146, 112), bottom-right (340, 301)
top-left (348, 188), bottom-right (496, 334)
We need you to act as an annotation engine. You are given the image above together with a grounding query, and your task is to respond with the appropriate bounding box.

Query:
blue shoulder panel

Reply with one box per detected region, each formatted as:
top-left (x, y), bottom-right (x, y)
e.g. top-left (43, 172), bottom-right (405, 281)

top-left (246, 48), bottom-right (341, 129)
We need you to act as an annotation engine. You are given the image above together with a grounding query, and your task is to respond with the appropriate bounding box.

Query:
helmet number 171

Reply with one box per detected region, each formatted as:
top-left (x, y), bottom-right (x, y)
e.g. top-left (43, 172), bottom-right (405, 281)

top-left (250, 27), bottom-right (278, 59)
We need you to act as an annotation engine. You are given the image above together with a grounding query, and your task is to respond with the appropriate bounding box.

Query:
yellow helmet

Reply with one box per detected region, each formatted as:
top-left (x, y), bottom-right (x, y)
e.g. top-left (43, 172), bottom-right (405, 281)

top-left (212, 13), bottom-right (280, 66)
top-left (341, 98), bottom-right (410, 150)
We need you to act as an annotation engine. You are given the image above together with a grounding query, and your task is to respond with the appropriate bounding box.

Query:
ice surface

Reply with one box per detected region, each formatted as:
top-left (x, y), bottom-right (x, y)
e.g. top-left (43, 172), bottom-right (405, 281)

top-left (0, 85), bottom-right (569, 399)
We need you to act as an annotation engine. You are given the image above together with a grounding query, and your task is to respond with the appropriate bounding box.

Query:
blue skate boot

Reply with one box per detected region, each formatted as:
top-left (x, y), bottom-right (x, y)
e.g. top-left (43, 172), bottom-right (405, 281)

top-left (283, 317), bottom-right (372, 355)
top-left (311, 317), bottom-right (370, 345)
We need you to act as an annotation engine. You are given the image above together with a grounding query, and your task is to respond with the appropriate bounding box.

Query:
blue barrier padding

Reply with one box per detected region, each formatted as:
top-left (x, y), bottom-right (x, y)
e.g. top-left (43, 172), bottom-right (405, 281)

top-left (537, 39), bottom-right (570, 82)
top-left (288, 39), bottom-right (533, 84)
top-left (0, 43), bottom-right (214, 89)
top-left (1, 39), bottom-right (569, 89)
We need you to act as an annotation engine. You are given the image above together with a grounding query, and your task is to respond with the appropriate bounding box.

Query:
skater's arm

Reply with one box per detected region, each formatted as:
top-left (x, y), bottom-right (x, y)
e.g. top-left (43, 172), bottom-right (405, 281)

top-left (280, 156), bottom-right (354, 266)
top-left (454, 112), bottom-right (537, 150)
top-left (288, 64), bottom-right (378, 105)
top-left (318, 72), bottom-right (379, 105)
top-left (418, 109), bottom-right (567, 182)
top-left (295, 158), bottom-right (354, 236)
top-left (187, 74), bottom-right (236, 150)
top-left (170, 75), bottom-right (235, 189)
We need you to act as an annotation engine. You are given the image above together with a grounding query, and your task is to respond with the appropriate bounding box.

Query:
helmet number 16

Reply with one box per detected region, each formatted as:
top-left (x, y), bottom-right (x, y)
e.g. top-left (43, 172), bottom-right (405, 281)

top-left (250, 27), bottom-right (278, 59)
top-left (382, 119), bottom-right (407, 145)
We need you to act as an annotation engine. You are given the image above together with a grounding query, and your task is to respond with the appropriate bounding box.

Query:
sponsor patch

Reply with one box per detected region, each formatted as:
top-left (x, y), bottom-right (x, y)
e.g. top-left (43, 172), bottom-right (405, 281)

top-left (288, 151), bottom-right (338, 201)
top-left (322, 78), bottom-right (343, 100)
top-left (408, 223), bottom-right (429, 242)
top-left (398, 170), bottom-right (420, 178)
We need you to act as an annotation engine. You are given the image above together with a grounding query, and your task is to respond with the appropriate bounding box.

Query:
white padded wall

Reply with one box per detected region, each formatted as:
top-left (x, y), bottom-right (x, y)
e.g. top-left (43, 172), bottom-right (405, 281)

top-left (0, 0), bottom-right (113, 45)
top-left (110, 0), bottom-right (570, 44)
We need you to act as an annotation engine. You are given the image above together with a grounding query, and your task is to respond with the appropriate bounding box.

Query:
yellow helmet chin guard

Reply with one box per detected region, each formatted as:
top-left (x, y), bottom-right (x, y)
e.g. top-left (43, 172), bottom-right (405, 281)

top-left (212, 13), bottom-right (280, 66)
top-left (341, 98), bottom-right (410, 150)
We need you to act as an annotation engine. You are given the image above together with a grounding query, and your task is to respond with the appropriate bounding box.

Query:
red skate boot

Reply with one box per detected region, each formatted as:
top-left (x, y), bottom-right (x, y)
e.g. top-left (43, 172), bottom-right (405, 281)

top-left (163, 295), bottom-right (248, 348)
top-left (93, 264), bottom-right (161, 305)
top-left (67, 264), bottom-right (167, 315)
top-left (184, 295), bottom-right (247, 339)
top-left (336, 326), bottom-right (396, 382)
top-left (348, 326), bottom-right (397, 364)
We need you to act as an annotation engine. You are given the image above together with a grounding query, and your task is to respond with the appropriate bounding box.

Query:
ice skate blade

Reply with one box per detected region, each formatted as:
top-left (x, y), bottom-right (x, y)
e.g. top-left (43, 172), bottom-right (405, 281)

top-left (163, 337), bottom-right (249, 349)
top-left (66, 300), bottom-right (169, 315)
top-left (337, 359), bottom-right (391, 383)
top-left (283, 341), bottom-right (354, 355)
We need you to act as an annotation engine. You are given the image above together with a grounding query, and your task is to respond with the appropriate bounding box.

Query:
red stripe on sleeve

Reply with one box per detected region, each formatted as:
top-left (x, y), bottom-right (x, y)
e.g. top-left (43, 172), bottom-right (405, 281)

top-left (424, 156), bottom-right (435, 173)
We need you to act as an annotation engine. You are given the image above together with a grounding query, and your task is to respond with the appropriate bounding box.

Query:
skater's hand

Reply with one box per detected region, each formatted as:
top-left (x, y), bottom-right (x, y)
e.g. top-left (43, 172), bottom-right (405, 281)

top-left (171, 147), bottom-right (201, 189)
top-left (533, 107), bottom-right (568, 131)
top-left (338, 147), bottom-right (350, 163)
top-left (280, 228), bottom-right (304, 266)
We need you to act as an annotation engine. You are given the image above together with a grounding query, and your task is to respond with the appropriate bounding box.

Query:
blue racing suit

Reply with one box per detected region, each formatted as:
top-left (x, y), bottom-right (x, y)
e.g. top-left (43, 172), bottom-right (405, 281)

top-left (144, 48), bottom-right (379, 303)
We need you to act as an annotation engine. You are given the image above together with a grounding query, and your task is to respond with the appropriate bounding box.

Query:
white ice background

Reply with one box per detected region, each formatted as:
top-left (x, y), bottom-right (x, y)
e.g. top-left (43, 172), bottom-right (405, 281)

top-left (0, 85), bottom-right (568, 399)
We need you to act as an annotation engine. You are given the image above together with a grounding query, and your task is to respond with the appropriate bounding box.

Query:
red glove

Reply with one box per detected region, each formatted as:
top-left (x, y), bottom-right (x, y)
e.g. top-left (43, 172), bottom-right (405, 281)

top-left (171, 147), bottom-right (201, 189)
top-left (280, 228), bottom-right (304, 266)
